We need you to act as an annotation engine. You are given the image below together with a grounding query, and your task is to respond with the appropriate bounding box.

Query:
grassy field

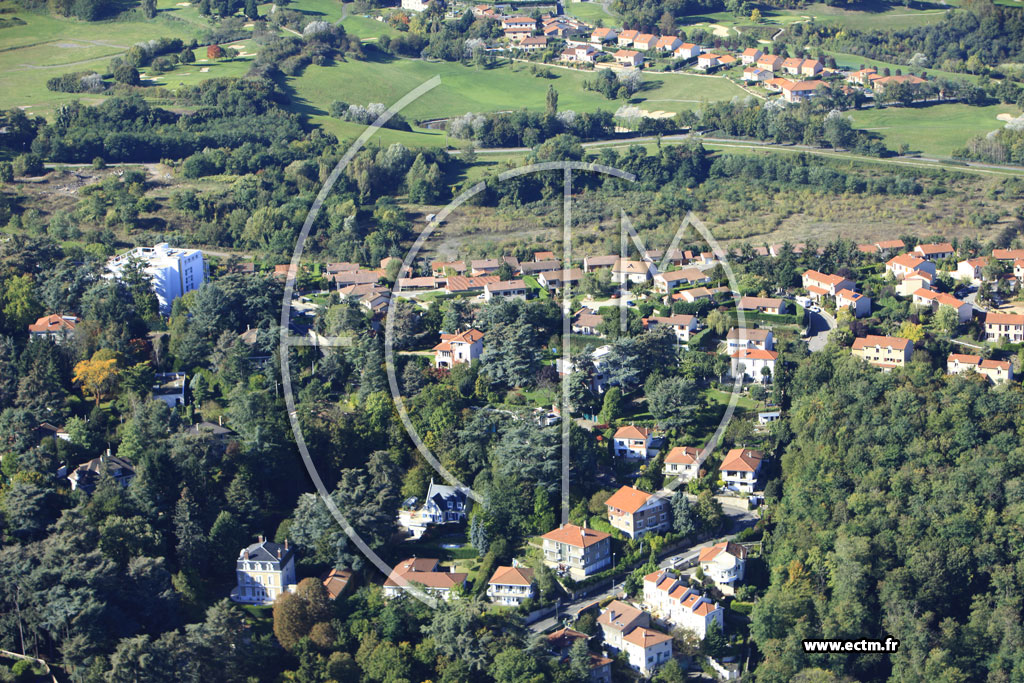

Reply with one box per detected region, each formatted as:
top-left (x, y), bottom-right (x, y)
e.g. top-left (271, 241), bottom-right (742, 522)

top-left (848, 102), bottom-right (1019, 158)
top-left (565, 0), bottom-right (614, 25)
top-left (676, 1), bottom-right (949, 36)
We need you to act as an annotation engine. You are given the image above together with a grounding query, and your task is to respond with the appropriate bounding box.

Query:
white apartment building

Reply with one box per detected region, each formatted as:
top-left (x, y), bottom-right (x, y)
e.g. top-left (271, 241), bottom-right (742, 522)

top-left (643, 570), bottom-right (724, 639)
top-left (107, 243), bottom-right (206, 315)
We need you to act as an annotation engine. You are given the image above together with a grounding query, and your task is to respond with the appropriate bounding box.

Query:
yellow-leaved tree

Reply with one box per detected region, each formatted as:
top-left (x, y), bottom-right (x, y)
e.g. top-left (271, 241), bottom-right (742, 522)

top-left (73, 350), bottom-right (120, 405)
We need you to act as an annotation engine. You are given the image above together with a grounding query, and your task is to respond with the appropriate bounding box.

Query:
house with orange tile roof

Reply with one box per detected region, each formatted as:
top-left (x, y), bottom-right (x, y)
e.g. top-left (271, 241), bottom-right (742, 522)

top-left (912, 288), bottom-right (972, 323)
top-left (663, 445), bottom-right (707, 481)
top-left (655, 35), bottom-right (681, 52)
top-left (914, 241), bottom-right (955, 260)
top-left (886, 253), bottom-right (936, 280)
top-left (947, 353), bottom-right (1013, 384)
top-left (846, 67), bottom-right (877, 85)
top-left (875, 239), bottom-right (906, 253)
top-left (741, 47), bottom-right (763, 64)
top-left (756, 54), bottom-right (784, 71)
top-left (720, 447), bottom-right (764, 493)
top-left (642, 569), bottom-right (724, 638)
top-left (613, 49), bottom-right (643, 67)
top-left (612, 258), bottom-right (654, 284)
top-left (383, 558), bottom-right (467, 600)
top-left (801, 269), bottom-right (855, 300)
top-left (653, 267), bottom-right (709, 293)
top-left (433, 328), bottom-right (484, 368)
top-left (591, 27), bottom-right (617, 43)
top-left (992, 248), bottom-right (1024, 261)
top-left (851, 335), bottom-right (913, 369)
top-left (617, 29), bottom-right (639, 46)
top-left (632, 33), bottom-right (657, 50)
top-left (737, 296), bottom-right (787, 315)
top-left (872, 74), bottom-right (927, 93)
top-left (781, 57), bottom-right (803, 74)
top-left (800, 58), bottom-right (823, 77)
top-left (781, 79), bottom-right (827, 103)
top-left (322, 568), bottom-right (353, 600)
top-left (541, 523), bottom-right (612, 579)
top-left (896, 269), bottom-right (935, 297)
top-left (28, 314), bottom-right (80, 341)
top-left (730, 348), bottom-right (778, 382)
top-left (674, 42), bottom-right (701, 59)
top-left (698, 541), bottom-right (748, 594)
top-left (697, 53), bottom-right (723, 68)
top-left (598, 600), bottom-right (672, 674)
top-left (444, 275), bottom-right (499, 294)
top-left (486, 566), bottom-right (536, 605)
top-left (546, 626), bottom-right (589, 656)
top-left (605, 486), bottom-right (670, 538)
top-left (613, 425), bottom-right (655, 459)
top-left (956, 256), bottom-right (989, 284)
top-left (984, 311), bottom-right (1024, 342)
top-left (836, 288), bottom-right (871, 318)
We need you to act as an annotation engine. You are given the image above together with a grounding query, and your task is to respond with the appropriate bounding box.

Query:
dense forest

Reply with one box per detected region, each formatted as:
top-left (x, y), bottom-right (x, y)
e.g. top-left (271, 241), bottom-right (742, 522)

top-left (751, 346), bottom-right (1024, 682)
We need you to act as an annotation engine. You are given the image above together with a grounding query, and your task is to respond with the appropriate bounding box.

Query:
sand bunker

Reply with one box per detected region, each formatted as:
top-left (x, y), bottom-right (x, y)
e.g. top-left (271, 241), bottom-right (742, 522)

top-left (200, 66), bottom-right (210, 72)
top-left (230, 43), bottom-right (247, 49)
top-left (997, 113), bottom-right (1015, 122)
top-left (707, 23), bottom-right (732, 37)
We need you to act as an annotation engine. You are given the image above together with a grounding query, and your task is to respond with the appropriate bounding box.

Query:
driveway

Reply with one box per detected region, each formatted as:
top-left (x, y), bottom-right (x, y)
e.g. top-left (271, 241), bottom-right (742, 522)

top-left (805, 307), bottom-right (835, 353)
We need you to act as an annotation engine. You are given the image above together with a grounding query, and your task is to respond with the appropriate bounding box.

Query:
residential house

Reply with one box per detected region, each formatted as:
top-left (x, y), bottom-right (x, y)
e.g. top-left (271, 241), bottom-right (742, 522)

top-left (756, 54), bottom-right (784, 72)
top-left (384, 558), bottom-right (467, 600)
top-left (730, 348), bottom-right (778, 382)
top-left (326, 261), bottom-right (360, 274)
top-left (598, 601), bottom-right (673, 676)
top-left (698, 541), bottom-right (748, 594)
top-left (401, 0), bottom-right (431, 10)
top-left (612, 258), bottom-right (653, 284)
top-left (330, 269), bottom-right (384, 288)
top-left (737, 296), bottom-right (787, 315)
top-left (521, 259), bottom-right (562, 276)
top-left (643, 314), bottom-right (698, 342)
top-left (835, 288), bottom-right (871, 318)
top-left (541, 523), bottom-right (613, 579)
top-left (431, 260), bottom-right (466, 277)
top-left (957, 257), bottom-right (989, 284)
top-left (643, 570), bottom-right (725, 638)
top-left (519, 35), bottom-right (548, 51)
top-left (663, 446), bottom-right (706, 481)
top-left (538, 268), bottom-right (584, 291)
top-left (506, 27), bottom-right (536, 42)
top-left (322, 568), bottom-right (353, 600)
top-left (947, 353), bottom-right (1014, 384)
top-left (653, 267), bottom-right (708, 293)
top-left (613, 49), bottom-right (643, 67)
top-left (153, 372), bottom-right (186, 408)
top-left (422, 479), bottom-right (470, 524)
top-left (741, 47), bottom-right (763, 64)
top-left (675, 286), bottom-right (715, 303)
top-left (1016, 259), bottom-right (1024, 282)
top-left (800, 58), bottom-right (823, 76)
top-left (617, 29), bottom-right (639, 46)
top-left (561, 44), bottom-right (600, 63)
top-left (872, 74), bottom-right (927, 94)
top-left (912, 289), bottom-right (972, 323)
top-left (613, 425), bottom-right (655, 459)
top-left (28, 313), bottom-right (80, 342)
top-left (591, 27), bottom-right (617, 44)
top-left (231, 536), bottom-right (297, 605)
top-left (781, 79), bottom-right (827, 103)
top-left (846, 67), bottom-right (877, 85)
top-left (726, 327), bottom-right (773, 352)
top-left (992, 248), bottom-right (1024, 261)
top-left (876, 239), bottom-right (906, 254)
top-left (720, 447), bottom-right (765, 493)
top-left (674, 42), bottom-right (701, 60)
top-left (896, 269), bottom-right (935, 296)
top-left (632, 33), bottom-right (657, 50)
top-left (718, 54), bottom-right (737, 67)
top-left (914, 242), bottom-right (955, 261)
top-left (397, 276), bottom-right (438, 291)
top-left (697, 53), bottom-right (722, 69)
top-left (781, 57), bottom-right (803, 75)
top-left (471, 257), bottom-right (519, 275)
top-left (583, 254), bottom-right (619, 271)
top-left (486, 566), bottom-right (537, 606)
top-left (655, 35), bottom-right (681, 52)
top-left (605, 486), bottom-right (670, 539)
top-left (502, 15), bottom-right (535, 29)
top-left (107, 243), bottom-right (206, 315)
top-left (37, 422), bottom-right (70, 442)
top-left (433, 329), bottom-right (484, 368)
top-left (572, 310), bottom-right (605, 336)
top-left (547, 627), bottom-right (589, 657)
top-left (851, 335), bottom-right (913, 369)
top-left (743, 66), bottom-right (770, 82)
top-left (802, 269), bottom-right (854, 300)
top-left (484, 279), bottom-right (528, 301)
top-left (984, 312), bottom-right (1024, 342)
top-left (67, 452), bottom-right (135, 494)
top-left (445, 275), bottom-right (499, 294)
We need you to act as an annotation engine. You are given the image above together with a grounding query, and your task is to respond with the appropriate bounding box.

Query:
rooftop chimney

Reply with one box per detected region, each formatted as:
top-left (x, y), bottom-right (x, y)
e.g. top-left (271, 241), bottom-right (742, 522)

top-left (277, 548), bottom-right (282, 559)
top-left (284, 539), bottom-right (289, 550)
top-left (258, 534), bottom-right (264, 543)
top-left (244, 549), bottom-right (249, 559)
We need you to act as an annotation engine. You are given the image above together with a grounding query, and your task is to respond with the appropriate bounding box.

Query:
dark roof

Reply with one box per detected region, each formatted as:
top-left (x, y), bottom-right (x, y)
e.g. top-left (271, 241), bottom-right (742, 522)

top-left (186, 421), bottom-right (235, 437)
top-left (239, 538), bottom-right (294, 565)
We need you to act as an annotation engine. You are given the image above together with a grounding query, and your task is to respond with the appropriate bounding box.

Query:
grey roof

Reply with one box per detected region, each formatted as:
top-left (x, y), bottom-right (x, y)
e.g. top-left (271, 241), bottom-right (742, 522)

top-left (186, 421), bottom-right (234, 437)
top-left (425, 480), bottom-right (469, 510)
top-left (239, 538), bottom-right (294, 565)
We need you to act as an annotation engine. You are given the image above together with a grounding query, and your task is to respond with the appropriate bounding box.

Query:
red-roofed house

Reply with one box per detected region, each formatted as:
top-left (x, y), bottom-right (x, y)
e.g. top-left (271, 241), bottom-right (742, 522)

top-left (781, 79), bottom-right (827, 103)
top-left (655, 35), bottom-right (681, 52)
top-left (433, 329), bottom-right (484, 368)
top-left (674, 42), bottom-right (701, 59)
top-left (720, 447), bottom-right (764, 492)
top-left (912, 288), bottom-right (972, 323)
top-left (541, 524), bottom-right (612, 579)
top-left (886, 253), bottom-right (936, 280)
top-left (756, 54), bottom-right (784, 71)
top-left (851, 335), bottom-right (913, 369)
top-left (591, 27), bottom-right (617, 44)
top-left (984, 312), bottom-right (1024, 342)
top-left (617, 29), bottom-right (639, 46)
top-left (663, 446), bottom-right (706, 481)
top-left (737, 296), bottom-right (787, 315)
top-left (598, 601), bottom-right (672, 675)
top-left (836, 288), bottom-right (871, 318)
top-left (957, 257), bottom-right (989, 284)
top-left (730, 348), bottom-right (778, 382)
top-left (741, 47), bottom-right (763, 64)
top-left (802, 269), bottom-right (854, 299)
top-left (605, 486), bottom-right (670, 538)
top-left (28, 314), bottom-right (80, 341)
top-left (781, 57), bottom-right (803, 74)
top-left (698, 542), bottom-right (748, 595)
top-left (383, 558), bottom-right (467, 600)
top-left (614, 49), bottom-right (643, 67)
top-left (897, 269), bottom-right (935, 297)
top-left (914, 242), bottom-right (955, 260)
top-left (613, 425), bottom-right (655, 459)
top-left (947, 353), bottom-right (1013, 384)
top-left (486, 566), bottom-right (537, 605)
top-left (322, 568), bottom-right (353, 600)
top-left (993, 248), bottom-right (1024, 261)
top-left (643, 570), bottom-right (724, 638)
top-left (643, 314), bottom-right (698, 342)
top-left (632, 33), bottom-right (657, 50)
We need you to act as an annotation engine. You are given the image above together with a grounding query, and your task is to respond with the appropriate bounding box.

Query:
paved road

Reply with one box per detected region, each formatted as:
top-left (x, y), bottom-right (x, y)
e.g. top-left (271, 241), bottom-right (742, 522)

top-left (806, 307), bottom-right (835, 353)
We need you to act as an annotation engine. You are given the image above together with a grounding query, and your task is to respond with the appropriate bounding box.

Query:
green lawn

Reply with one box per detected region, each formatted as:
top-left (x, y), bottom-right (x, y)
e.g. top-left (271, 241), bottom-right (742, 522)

top-left (564, 0), bottom-right (614, 25)
top-left (848, 102), bottom-right (1020, 158)
top-left (341, 14), bottom-right (400, 41)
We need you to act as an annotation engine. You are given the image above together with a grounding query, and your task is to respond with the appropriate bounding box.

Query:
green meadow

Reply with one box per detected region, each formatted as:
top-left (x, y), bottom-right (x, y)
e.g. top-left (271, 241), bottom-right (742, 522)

top-left (848, 102), bottom-right (1019, 158)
